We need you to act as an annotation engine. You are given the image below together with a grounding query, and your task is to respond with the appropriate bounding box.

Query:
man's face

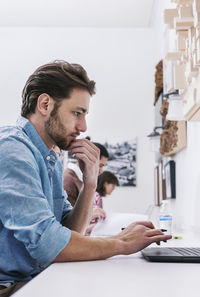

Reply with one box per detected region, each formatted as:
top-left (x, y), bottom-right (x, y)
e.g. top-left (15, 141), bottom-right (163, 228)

top-left (45, 88), bottom-right (90, 150)
top-left (99, 156), bottom-right (108, 174)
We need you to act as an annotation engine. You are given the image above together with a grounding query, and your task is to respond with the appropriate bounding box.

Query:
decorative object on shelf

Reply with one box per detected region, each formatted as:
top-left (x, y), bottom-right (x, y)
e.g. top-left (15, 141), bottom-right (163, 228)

top-left (160, 120), bottom-right (187, 156)
top-left (154, 164), bottom-right (160, 206)
top-left (161, 162), bottom-right (167, 202)
top-left (164, 160), bottom-right (176, 199)
top-left (167, 94), bottom-right (184, 121)
top-left (154, 160), bottom-right (166, 206)
top-left (154, 60), bottom-right (163, 106)
top-left (158, 89), bottom-right (187, 156)
top-left (163, 0), bottom-right (200, 122)
top-left (160, 121), bottom-right (178, 155)
top-left (160, 99), bottom-right (169, 119)
top-left (183, 76), bottom-right (200, 121)
top-left (151, 60), bottom-right (187, 156)
top-left (147, 126), bottom-right (164, 152)
top-left (163, 89), bottom-right (184, 121)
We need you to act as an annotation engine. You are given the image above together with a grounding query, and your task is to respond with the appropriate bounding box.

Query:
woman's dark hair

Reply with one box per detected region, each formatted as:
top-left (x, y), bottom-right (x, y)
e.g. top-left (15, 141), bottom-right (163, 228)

top-left (21, 60), bottom-right (96, 117)
top-left (93, 142), bottom-right (109, 159)
top-left (96, 171), bottom-right (119, 197)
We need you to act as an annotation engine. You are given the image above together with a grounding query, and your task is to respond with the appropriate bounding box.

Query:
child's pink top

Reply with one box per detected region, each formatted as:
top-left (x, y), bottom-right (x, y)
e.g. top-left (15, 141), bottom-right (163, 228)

top-left (93, 192), bottom-right (103, 209)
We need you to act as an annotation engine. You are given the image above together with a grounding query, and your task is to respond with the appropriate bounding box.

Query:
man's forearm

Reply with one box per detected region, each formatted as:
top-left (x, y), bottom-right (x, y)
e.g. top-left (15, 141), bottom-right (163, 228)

top-left (53, 231), bottom-right (121, 262)
top-left (53, 222), bottom-right (172, 263)
top-left (63, 184), bottom-right (95, 234)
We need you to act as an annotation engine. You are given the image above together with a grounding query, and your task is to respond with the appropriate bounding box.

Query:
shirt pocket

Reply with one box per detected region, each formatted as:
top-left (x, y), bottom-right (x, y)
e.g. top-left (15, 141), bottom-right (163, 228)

top-left (53, 197), bottom-right (65, 222)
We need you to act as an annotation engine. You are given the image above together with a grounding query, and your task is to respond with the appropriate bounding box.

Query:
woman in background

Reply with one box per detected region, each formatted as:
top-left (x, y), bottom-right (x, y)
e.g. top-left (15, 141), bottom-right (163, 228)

top-left (86, 171), bottom-right (119, 235)
top-left (94, 171), bottom-right (119, 209)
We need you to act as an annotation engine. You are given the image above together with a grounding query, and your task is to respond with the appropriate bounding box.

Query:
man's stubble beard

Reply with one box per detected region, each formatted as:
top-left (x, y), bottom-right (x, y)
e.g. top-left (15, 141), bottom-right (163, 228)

top-left (44, 103), bottom-right (71, 151)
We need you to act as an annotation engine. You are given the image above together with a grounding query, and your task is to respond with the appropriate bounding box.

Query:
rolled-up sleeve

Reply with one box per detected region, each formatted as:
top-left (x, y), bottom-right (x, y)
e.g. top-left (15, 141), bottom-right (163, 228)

top-left (27, 219), bottom-right (71, 268)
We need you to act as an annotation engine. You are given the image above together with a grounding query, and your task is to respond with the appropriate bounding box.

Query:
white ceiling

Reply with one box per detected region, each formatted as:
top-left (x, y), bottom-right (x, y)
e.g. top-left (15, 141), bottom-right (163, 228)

top-left (0, 0), bottom-right (154, 28)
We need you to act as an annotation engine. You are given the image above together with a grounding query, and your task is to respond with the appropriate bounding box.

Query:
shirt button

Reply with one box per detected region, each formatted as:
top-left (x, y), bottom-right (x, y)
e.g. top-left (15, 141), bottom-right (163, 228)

top-left (46, 156), bottom-right (50, 160)
top-left (39, 264), bottom-right (44, 269)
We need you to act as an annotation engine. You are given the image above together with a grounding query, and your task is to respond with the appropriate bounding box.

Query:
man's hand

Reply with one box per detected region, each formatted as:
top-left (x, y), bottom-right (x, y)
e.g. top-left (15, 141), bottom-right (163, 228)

top-left (65, 139), bottom-right (100, 234)
top-left (115, 221), bottom-right (172, 255)
top-left (69, 139), bottom-right (99, 189)
top-left (54, 220), bottom-right (171, 262)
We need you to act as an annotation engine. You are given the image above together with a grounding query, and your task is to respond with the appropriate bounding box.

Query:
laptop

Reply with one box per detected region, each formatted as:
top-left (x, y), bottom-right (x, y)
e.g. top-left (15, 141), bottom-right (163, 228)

top-left (141, 247), bottom-right (200, 263)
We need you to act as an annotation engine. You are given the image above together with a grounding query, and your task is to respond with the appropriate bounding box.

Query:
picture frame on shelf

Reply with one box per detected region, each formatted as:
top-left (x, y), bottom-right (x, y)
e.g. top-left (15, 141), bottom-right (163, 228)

top-left (164, 160), bottom-right (176, 199)
top-left (159, 160), bottom-right (167, 202)
top-left (154, 161), bottom-right (166, 206)
top-left (154, 164), bottom-right (160, 206)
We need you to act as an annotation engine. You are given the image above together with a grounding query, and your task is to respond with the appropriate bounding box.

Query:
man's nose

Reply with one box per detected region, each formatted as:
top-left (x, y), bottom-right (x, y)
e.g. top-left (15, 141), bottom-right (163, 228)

top-left (77, 118), bottom-right (87, 132)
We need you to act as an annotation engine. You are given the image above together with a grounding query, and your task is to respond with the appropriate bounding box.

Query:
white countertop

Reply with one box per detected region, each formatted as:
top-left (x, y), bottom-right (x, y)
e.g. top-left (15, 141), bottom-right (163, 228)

top-left (13, 210), bottom-right (200, 297)
top-left (13, 250), bottom-right (200, 297)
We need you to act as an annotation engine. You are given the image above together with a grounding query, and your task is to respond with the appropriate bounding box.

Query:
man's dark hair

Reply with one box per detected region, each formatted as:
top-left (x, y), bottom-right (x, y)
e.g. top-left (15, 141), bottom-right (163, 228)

top-left (21, 60), bottom-right (96, 117)
top-left (96, 171), bottom-right (119, 197)
top-left (93, 142), bottom-right (109, 159)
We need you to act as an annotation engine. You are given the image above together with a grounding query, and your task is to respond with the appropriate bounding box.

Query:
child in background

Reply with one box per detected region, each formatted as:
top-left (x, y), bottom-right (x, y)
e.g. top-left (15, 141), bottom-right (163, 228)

top-left (85, 171), bottom-right (119, 235)
top-left (94, 171), bottom-right (119, 209)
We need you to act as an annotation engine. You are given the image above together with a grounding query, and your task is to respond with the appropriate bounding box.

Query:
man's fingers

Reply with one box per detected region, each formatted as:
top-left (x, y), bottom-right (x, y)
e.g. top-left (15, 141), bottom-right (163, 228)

top-left (146, 229), bottom-right (164, 237)
top-left (70, 147), bottom-right (98, 164)
top-left (146, 228), bottom-right (172, 243)
top-left (133, 221), bottom-right (155, 230)
top-left (72, 152), bottom-right (89, 162)
top-left (69, 139), bottom-right (98, 150)
top-left (149, 234), bottom-right (172, 243)
top-left (69, 139), bottom-right (99, 160)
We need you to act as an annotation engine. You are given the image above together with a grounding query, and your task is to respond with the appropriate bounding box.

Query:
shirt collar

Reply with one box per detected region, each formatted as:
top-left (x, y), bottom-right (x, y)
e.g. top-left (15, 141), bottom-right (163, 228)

top-left (16, 116), bottom-right (56, 160)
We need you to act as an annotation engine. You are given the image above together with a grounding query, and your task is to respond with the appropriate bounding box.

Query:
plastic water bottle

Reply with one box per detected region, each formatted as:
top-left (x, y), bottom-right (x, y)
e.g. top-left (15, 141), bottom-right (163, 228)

top-left (159, 200), bottom-right (173, 235)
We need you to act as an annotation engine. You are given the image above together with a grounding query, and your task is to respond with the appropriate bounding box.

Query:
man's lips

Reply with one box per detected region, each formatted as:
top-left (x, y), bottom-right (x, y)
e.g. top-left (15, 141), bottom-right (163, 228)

top-left (67, 135), bottom-right (80, 143)
top-left (70, 133), bottom-right (80, 139)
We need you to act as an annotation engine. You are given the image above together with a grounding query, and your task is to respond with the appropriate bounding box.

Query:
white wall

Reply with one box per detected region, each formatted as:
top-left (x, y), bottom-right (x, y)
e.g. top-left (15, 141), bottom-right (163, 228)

top-left (0, 27), bottom-right (157, 213)
top-left (174, 122), bottom-right (200, 231)
top-left (152, 0), bottom-right (200, 231)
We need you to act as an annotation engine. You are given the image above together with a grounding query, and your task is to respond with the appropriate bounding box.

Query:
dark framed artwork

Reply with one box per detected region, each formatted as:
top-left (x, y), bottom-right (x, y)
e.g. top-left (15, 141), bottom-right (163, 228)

top-left (164, 160), bottom-right (176, 199)
top-left (103, 139), bottom-right (137, 186)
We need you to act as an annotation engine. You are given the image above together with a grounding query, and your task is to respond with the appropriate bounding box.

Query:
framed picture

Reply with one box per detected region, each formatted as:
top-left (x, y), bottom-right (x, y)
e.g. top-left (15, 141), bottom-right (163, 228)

top-left (103, 139), bottom-right (137, 186)
top-left (154, 164), bottom-right (160, 206)
top-left (164, 160), bottom-right (176, 199)
top-left (159, 160), bottom-right (167, 202)
top-left (154, 160), bottom-right (166, 206)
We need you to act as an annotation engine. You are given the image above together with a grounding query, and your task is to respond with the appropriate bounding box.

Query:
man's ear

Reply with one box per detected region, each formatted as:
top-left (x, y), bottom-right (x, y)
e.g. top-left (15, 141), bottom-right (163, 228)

top-left (37, 93), bottom-right (54, 116)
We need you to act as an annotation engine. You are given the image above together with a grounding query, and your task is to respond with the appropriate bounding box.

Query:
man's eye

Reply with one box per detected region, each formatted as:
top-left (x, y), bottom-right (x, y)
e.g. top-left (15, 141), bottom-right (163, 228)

top-left (74, 112), bottom-right (81, 117)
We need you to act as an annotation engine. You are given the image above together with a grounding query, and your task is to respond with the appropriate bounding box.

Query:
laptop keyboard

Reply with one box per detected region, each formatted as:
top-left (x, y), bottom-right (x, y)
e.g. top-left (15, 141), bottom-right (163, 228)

top-left (171, 247), bottom-right (200, 256)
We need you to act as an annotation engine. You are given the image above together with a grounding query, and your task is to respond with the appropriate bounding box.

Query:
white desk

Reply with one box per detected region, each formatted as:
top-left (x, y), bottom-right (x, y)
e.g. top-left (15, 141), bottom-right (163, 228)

top-left (13, 210), bottom-right (200, 297)
top-left (13, 241), bottom-right (200, 297)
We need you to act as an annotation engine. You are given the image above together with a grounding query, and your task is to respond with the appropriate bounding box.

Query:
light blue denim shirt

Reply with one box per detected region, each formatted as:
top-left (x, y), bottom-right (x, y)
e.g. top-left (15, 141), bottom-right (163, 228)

top-left (0, 116), bottom-right (72, 283)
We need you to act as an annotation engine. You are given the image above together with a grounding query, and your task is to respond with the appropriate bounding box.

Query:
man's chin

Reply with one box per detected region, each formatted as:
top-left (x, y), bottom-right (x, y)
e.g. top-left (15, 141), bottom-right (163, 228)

top-left (55, 141), bottom-right (68, 151)
top-left (57, 139), bottom-right (74, 151)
